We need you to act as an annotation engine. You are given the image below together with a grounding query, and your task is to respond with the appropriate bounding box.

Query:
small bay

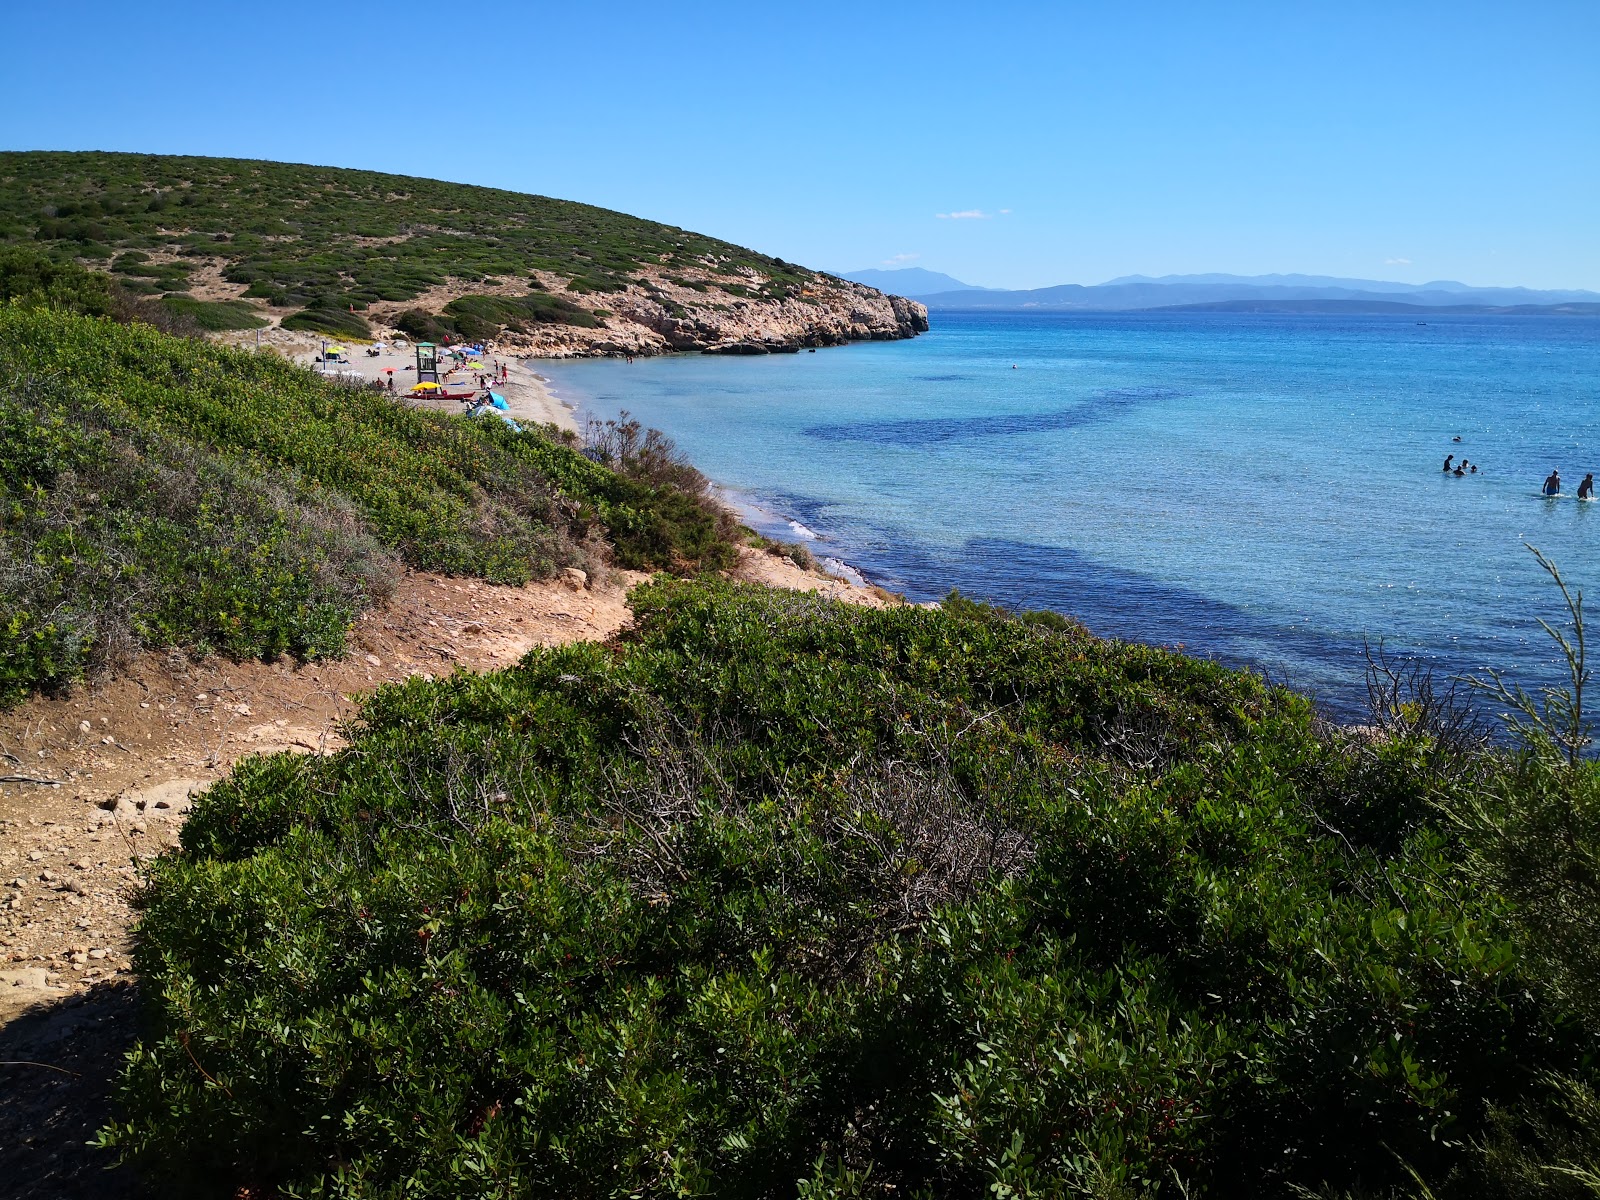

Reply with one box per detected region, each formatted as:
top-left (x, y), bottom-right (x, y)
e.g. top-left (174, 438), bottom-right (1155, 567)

top-left (543, 311), bottom-right (1600, 716)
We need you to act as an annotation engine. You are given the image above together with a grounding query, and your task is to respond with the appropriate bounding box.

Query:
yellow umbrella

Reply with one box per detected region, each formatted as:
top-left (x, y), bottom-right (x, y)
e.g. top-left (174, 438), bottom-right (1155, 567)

top-left (326, 344), bottom-right (345, 355)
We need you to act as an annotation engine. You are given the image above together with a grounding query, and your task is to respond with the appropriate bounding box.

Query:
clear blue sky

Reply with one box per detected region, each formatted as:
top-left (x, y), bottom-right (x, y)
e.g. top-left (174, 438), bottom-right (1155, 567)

top-left (8, 1), bottom-right (1597, 290)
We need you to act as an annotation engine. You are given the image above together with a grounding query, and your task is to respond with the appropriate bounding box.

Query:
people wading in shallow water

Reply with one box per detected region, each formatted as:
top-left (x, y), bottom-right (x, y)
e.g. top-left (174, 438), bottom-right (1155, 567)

top-left (1454, 461), bottom-right (1468, 477)
top-left (1443, 454), bottom-right (1455, 472)
top-left (1544, 469), bottom-right (1562, 496)
top-left (1580, 473), bottom-right (1596, 500)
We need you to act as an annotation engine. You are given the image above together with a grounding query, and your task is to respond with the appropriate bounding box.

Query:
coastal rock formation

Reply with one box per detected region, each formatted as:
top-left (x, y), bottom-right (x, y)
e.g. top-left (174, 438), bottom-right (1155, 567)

top-left (367, 268), bottom-right (929, 359)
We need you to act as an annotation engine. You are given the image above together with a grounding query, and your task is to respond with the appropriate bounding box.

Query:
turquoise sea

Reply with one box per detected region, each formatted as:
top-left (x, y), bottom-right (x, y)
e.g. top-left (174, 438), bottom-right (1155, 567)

top-left (543, 312), bottom-right (1600, 717)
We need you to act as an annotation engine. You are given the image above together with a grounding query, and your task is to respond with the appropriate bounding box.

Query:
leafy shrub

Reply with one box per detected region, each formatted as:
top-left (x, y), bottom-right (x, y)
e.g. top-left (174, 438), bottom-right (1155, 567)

top-left (394, 293), bottom-right (601, 343)
top-left (0, 244), bottom-right (118, 316)
top-left (158, 293), bottom-right (267, 331)
top-left (104, 580), bottom-right (1587, 1197)
top-left (281, 305), bottom-right (372, 337)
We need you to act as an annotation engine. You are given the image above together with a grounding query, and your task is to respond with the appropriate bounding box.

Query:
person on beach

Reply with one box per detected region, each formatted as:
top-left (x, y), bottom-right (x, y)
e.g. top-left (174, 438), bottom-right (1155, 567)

top-left (1544, 469), bottom-right (1562, 496)
top-left (1443, 454), bottom-right (1455, 472)
top-left (1581, 473), bottom-right (1595, 500)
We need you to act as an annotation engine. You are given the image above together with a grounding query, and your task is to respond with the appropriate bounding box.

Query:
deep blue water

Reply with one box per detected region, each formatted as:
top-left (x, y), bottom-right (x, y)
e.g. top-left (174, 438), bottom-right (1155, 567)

top-left (542, 311), bottom-right (1600, 717)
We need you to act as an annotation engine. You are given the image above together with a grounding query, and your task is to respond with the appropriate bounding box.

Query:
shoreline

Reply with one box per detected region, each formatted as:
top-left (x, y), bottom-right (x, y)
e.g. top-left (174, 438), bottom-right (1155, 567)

top-left (540, 363), bottom-right (881, 593)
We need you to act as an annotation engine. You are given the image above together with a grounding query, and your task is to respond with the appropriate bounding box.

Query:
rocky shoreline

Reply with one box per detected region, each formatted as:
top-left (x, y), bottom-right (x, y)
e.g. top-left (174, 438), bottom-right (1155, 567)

top-left (370, 268), bottom-right (929, 359)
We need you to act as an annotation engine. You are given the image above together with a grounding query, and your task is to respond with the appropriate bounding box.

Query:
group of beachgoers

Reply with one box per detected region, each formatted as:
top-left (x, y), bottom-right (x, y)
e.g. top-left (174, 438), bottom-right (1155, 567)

top-left (1543, 468), bottom-right (1595, 499)
top-left (1442, 441), bottom-right (1593, 498)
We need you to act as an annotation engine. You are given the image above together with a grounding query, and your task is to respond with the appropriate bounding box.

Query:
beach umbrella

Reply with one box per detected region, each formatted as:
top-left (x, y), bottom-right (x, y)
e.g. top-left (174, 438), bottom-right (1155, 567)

top-left (327, 344), bottom-right (345, 355)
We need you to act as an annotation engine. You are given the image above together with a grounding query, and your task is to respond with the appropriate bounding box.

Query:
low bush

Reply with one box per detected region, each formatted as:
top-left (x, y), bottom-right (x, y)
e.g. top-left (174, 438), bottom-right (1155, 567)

top-left (158, 293), bottom-right (267, 331)
top-left (281, 305), bottom-right (372, 338)
top-left (394, 293), bottom-right (602, 343)
top-left (0, 245), bottom-right (118, 317)
top-left (103, 580), bottom-right (1591, 1197)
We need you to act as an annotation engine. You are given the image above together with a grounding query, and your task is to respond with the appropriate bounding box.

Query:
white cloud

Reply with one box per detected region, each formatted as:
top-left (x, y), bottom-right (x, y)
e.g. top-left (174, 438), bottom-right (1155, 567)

top-left (999, 208), bottom-right (1012, 215)
top-left (883, 252), bottom-right (921, 265)
top-left (1385, 256), bottom-right (1412, 266)
top-left (937, 209), bottom-right (991, 220)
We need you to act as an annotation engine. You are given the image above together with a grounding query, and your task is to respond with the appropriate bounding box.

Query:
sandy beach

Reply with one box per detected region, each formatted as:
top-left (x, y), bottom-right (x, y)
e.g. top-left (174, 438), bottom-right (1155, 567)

top-left (281, 336), bottom-right (580, 434)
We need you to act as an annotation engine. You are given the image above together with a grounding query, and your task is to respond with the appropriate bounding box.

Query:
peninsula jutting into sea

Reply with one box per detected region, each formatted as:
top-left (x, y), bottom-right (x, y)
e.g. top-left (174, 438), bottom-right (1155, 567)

top-left (1, 146), bottom-right (1598, 1200)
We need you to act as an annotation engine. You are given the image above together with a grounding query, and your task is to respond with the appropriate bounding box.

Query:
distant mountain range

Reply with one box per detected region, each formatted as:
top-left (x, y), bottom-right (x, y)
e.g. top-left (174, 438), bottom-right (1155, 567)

top-left (842, 269), bottom-right (1600, 315)
top-left (838, 268), bottom-right (990, 294)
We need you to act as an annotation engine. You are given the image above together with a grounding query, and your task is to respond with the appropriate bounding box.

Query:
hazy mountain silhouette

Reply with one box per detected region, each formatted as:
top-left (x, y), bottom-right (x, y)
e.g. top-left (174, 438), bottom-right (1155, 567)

top-left (907, 272), bottom-right (1600, 313)
top-left (839, 268), bottom-right (990, 294)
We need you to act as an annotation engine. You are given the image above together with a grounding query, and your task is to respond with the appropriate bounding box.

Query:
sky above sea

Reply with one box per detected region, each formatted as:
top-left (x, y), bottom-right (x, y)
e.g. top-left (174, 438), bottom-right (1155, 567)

top-left (5, 1), bottom-right (1596, 292)
top-left (545, 310), bottom-right (1600, 719)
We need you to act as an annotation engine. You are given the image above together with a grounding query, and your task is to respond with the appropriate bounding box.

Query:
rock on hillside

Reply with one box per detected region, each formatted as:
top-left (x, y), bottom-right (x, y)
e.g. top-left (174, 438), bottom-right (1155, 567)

top-left (498, 270), bottom-right (927, 357)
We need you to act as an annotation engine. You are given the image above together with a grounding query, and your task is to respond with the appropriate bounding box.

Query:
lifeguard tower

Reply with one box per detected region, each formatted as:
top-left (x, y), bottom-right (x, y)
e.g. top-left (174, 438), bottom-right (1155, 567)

top-left (416, 342), bottom-right (440, 386)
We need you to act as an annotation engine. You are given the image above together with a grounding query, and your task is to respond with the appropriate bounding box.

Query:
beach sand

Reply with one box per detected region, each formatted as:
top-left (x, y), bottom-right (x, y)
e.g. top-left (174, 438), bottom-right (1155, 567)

top-left (288, 339), bottom-right (580, 434)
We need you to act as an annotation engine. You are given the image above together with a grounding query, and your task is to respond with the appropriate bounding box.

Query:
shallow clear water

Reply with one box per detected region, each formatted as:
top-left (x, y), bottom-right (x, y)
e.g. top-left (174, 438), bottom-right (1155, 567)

top-left (543, 311), bottom-right (1600, 717)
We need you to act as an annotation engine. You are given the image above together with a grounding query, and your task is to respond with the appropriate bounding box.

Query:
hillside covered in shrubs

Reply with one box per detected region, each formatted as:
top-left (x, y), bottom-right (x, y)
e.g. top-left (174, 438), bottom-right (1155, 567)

top-left (102, 577), bottom-right (1600, 1197)
top-left (0, 302), bottom-right (735, 704)
top-left (0, 152), bottom-right (926, 348)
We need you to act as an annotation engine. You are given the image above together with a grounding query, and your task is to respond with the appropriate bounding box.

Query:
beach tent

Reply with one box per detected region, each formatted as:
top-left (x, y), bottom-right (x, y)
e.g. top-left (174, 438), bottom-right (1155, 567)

top-left (487, 391), bottom-right (509, 410)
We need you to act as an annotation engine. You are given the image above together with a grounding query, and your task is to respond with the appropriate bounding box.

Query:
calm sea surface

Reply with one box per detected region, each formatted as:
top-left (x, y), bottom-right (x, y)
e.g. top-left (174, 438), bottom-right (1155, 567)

top-left (542, 311), bottom-right (1600, 717)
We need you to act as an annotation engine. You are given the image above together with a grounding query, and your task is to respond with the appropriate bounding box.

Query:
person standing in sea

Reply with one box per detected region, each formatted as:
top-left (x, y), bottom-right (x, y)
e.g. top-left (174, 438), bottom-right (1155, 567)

top-left (1544, 469), bottom-right (1562, 496)
top-left (1580, 473), bottom-right (1595, 500)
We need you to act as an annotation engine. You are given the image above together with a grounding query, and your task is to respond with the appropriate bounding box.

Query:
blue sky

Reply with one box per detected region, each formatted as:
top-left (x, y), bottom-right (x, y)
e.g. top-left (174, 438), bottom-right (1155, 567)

top-left (8, 1), bottom-right (1597, 290)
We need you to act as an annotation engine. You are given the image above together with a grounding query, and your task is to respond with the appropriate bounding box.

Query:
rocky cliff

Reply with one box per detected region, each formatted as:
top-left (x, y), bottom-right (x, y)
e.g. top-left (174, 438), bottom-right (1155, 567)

top-left (366, 266), bottom-right (927, 358)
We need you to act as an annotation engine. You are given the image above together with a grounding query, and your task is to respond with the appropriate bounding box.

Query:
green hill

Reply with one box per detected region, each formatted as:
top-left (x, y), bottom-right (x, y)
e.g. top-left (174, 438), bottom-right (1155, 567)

top-left (0, 151), bottom-right (826, 336)
top-left (0, 301), bottom-right (734, 704)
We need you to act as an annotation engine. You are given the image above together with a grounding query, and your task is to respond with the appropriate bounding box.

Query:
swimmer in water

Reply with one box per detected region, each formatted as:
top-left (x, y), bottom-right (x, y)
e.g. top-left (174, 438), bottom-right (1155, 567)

top-left (1443, 454), bottom-right (1455, 472)
top-left (1580, 473), bottom-right (1595, 500)
top-left (1454, 462), bottom-right (1467, 477)
top-left (1544, 469), bottom-right (1562, 496)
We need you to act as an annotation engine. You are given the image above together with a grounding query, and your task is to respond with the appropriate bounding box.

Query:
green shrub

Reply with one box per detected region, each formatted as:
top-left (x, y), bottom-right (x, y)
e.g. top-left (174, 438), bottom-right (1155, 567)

top-left (158, 293), bottom-right (267, 331)
top-left (102, 580), bottom-right (1586, 1197)
top-left (0, 244), bottom-right (118, 316)
top-left (280, 305), bottom-right (372, 337)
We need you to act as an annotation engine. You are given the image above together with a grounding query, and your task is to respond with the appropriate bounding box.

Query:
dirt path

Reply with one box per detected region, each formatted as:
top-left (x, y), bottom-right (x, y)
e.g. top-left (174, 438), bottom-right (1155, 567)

top-left (0, 550), bottom-right (888, 1196)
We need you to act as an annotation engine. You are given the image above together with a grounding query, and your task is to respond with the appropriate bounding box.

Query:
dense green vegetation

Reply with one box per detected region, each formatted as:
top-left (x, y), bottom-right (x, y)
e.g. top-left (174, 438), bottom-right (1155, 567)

top-left (158, 293), bottom-right (266, 331)
top-left (280, 304), bottom-right (373, 338)
top-left (0, 151), bottom-right (819, 333)
top-left (396, 291), bottom-right (604, 344)
top-left (101, 578), bottom-right (1600, 1197)
top-left (0, 305), bottom-right (734, 703)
